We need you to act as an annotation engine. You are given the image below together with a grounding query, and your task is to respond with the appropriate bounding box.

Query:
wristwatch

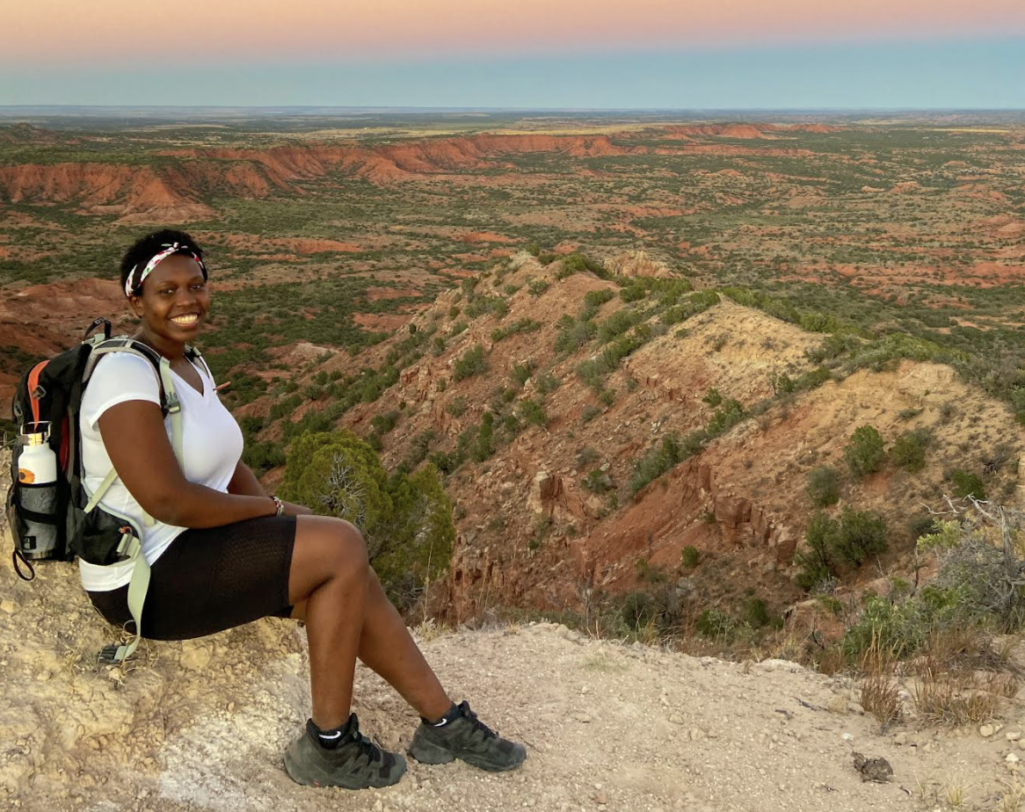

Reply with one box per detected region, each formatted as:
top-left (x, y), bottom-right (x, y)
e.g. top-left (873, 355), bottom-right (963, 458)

top-left (271, 495), bottom-right (285, 516)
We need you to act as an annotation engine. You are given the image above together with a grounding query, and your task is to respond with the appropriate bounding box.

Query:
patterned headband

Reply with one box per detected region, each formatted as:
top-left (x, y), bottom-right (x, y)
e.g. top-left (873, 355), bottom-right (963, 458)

top-left (124, 242), bottom-right (207, 298)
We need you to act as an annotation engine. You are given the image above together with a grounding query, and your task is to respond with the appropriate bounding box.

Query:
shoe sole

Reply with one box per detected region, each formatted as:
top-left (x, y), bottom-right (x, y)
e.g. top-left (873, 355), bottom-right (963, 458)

top-left (283, 740), bottom-right (407, 788)
top-left (408, 735), bottom-right (525, 772)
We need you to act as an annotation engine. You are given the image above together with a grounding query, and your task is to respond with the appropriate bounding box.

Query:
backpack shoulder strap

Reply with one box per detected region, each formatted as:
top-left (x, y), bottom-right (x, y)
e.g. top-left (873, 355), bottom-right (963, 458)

top-left (85, 338), bottom-right (184, 464)
top-left (185, 344), bottom-right (213, 382)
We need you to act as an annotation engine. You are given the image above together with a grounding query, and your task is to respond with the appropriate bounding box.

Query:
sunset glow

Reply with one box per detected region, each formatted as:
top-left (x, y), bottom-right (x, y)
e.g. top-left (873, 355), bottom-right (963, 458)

top-left (5, 0), bottom-right (1025, 66)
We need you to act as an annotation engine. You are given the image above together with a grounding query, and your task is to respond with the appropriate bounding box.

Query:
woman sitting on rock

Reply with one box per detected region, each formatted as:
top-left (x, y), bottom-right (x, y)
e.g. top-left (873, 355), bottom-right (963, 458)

top-left (82, 228), bottom-right (525, 789)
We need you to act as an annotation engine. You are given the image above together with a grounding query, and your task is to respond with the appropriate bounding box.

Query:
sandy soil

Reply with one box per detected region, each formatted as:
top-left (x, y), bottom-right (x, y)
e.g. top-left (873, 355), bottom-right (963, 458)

top-left (1, 513), bottom-right (1021, 812)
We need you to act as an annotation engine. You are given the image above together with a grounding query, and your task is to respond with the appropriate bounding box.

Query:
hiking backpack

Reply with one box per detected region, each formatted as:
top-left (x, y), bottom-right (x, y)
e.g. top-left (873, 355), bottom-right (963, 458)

top-left (5, 317), bottom-right (207, 663)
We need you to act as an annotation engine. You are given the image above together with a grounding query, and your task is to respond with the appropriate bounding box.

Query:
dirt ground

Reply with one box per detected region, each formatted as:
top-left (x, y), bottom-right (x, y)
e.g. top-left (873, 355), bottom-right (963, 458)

top-left (2, 520), bottom-right (1023, 812)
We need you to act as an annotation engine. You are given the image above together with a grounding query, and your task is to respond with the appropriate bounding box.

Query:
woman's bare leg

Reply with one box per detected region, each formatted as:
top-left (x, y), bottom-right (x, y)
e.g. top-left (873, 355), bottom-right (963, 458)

top-left (291, 565), bottom-right (451, 722)
top-left (287, 515), bottom-right (370, 730)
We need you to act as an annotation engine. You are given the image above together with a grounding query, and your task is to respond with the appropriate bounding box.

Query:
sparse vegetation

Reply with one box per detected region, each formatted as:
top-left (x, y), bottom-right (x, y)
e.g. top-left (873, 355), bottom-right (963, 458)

top-left (844, 425), bottom-right (886, 479)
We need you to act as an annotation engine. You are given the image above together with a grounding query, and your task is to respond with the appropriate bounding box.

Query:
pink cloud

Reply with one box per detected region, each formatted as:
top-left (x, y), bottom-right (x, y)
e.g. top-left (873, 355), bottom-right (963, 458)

top-left (6, 0), bottom-right (1025, 65)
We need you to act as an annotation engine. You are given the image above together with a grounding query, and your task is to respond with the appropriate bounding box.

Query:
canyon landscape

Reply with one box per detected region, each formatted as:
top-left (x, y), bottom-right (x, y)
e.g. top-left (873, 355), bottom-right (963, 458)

top-left (2, 109), bottom-right (1025, 811)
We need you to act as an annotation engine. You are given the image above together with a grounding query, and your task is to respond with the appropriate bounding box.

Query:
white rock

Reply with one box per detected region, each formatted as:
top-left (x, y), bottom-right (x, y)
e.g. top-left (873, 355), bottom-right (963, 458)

top-left (1007, 753), bottom-right (1020, 764)
top-left (981, 725), bottom-right (996, 738)
top-left (1008, 731), bottom-right (1022, 742)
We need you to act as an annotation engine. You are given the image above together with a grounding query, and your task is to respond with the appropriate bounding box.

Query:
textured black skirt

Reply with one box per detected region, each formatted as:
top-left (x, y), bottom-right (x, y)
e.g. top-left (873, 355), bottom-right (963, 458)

top-left (86, 515), bottom-right (297, 640)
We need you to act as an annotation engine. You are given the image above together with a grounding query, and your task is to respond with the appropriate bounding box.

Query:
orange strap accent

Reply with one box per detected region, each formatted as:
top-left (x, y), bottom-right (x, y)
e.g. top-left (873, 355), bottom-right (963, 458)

top-left (26, 361), bottom-right (48, 425)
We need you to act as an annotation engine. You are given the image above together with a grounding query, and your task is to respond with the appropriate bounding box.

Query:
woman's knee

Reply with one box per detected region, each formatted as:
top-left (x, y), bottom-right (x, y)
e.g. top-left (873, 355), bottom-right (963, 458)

top-left (293, 516), bottom-right (369, 584)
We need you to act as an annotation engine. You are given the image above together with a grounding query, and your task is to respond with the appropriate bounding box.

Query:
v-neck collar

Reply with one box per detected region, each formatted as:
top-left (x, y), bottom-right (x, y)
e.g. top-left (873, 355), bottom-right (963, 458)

top-left (169, 361), bottom-right (206, 398)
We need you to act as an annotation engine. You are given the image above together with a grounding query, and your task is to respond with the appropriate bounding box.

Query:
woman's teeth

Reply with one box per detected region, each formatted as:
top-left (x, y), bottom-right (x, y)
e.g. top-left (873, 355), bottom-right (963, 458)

top-left (171, 314), bottom-right (199, 326)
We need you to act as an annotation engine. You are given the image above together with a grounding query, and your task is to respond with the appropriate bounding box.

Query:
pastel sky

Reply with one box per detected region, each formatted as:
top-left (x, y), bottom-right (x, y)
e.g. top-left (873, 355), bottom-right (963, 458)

top-left (2, 0), bottom-right (1024, 107)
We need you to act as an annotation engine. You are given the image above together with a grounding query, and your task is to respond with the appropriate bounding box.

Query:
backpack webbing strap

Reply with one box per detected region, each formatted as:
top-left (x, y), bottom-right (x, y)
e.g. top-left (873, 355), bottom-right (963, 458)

top-left (84, 339), bottom-right (185, 664)
top-left (98, 534), bottom-right (150, 664)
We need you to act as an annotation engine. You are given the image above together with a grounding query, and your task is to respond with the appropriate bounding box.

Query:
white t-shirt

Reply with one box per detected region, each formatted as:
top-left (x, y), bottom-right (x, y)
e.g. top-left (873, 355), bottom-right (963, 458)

top-left (78, 351), bottom-right (244, 592)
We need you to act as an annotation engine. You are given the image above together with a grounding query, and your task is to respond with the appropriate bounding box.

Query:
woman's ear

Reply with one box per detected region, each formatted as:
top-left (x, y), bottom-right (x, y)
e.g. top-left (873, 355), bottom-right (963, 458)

top-left (128, 294), bottom-right (144, 318)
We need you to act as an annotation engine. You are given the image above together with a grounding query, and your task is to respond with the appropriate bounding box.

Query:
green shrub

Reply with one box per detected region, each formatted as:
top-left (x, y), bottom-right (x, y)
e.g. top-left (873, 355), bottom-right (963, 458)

top-left (744, 598), bottom-right (771, 628)
top-left (449, 319), bottom-right (468, 337)
top-left (581, 404), bottom-right (601, 423)
top-left (582, 469), bottom-right (613, 493)
top-left (951, 470), bottom-right (986, 500)
top-left (597, 310), bottom-right (639, 343)
top-left (844, 425), bottom-right (886, 478)
top-left (465, 295), bottom-right (507, 320)
top-left (707, 399), bottom-right (745, 436)
top-left (635, 557), bottom-right (667, 584)
top-left (584, 289), bottom-right (615, 309)
top-left (598, 388), bottom-right (615, 408)
top-left (453, 345), bottom-right (489, 382)
top-left (702, 388), bottom-right (723, 408)
top-left (554, 318), bottom-right (597, 354)
top-left (519, 398), bottom-right (548, 427)
top-left (629, 434), bottom-right (684, 495)
top-left (472, 413), bottom-right (496, 463)
top-left (445, 397), bottom-right (468, 417)
top-left (534, 372), bottom-right (561, 395)
top-left (807, 466), bottom-right (841, 507)
top-left (681, 546), bottom-right (700, 568)
top-left (794, 512), bottom-right (841, 590)
top-left (370, 411), bottom-right (399, 435)
top-left (528, 279), bottom-right (550, 297)
top-left (891, 428), bottom-right (930, 472)
top-left (619, 285), bottom-right (646, 303)
top-left (695, 609), bottom-right (736, 641)
top-left (834, 507), bottom-right (888, 566)
top-left (510, 360), bottom-right (537, 387)
top-left (279, 431), bottom-right (453, 608)
top-left (431, 336), bottom-right (446, 356)
top-left (492, 318), bottom-right (541, 343)
top-left (557, 252), bottom-right (605, 279)
top-left (909, 513), bottom-right (939, 540)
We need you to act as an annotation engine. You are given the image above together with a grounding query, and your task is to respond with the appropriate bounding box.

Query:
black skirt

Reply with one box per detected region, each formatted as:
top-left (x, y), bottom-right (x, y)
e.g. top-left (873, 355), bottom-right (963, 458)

top-left (87, 515), bottom-right (297, 640)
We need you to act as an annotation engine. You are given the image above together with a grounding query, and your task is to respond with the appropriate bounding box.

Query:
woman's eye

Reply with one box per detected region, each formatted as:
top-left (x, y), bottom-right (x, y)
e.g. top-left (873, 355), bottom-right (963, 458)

top-left (191, 283), bottom-right (206, 291)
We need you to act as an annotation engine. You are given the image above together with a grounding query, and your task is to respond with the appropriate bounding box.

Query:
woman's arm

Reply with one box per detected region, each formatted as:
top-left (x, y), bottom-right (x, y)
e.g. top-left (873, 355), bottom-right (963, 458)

top-left (228, 460), bottom-right (314, 516)
top-left (99, 400), bottom-right (276, 527)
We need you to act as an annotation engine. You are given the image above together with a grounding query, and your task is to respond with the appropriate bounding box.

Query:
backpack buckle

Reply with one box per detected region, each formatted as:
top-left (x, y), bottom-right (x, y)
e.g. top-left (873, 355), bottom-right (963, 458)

top-left (165, 392), bottom-right (181, 414)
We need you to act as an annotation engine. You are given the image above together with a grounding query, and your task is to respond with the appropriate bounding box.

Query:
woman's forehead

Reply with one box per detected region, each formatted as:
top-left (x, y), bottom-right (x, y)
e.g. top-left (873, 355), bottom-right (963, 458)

top-left (145, 254), bottom-right (205, 283)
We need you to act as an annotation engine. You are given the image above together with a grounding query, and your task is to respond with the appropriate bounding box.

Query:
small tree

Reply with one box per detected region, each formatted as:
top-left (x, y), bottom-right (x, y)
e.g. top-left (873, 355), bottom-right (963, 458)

top-left (951, 470), bottom-right (986, 501)
top-left (845, 425), bottom-right (886, 478)
top-left (807, 466), bottom-right (841, 507)
top-left (891, 428), bottom-right (930, 473)
top-left (453, 345), bottom-right (488, 381)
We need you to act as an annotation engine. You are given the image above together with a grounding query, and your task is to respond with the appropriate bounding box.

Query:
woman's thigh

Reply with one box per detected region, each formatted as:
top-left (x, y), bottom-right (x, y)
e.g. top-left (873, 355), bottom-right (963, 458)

top-left (287, 515), bottom-right (368, 606)
top-left (89, 515), bottom-right (297, 640)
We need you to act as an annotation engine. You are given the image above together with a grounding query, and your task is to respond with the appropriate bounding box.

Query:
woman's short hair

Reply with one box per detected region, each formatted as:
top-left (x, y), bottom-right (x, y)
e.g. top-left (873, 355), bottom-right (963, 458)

top-left (120, 229), bottom-right (206, 297)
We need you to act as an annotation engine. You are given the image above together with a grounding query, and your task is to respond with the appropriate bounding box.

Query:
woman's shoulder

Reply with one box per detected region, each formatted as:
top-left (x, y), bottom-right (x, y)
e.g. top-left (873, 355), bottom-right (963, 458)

top-left (84, 351), bottom-right (162, 402)
top-left (91, 349), bottom-right (163, 380)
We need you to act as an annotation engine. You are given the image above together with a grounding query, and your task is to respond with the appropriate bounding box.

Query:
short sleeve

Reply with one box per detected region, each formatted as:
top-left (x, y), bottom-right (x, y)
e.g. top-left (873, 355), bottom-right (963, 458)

top-left (81, 352), bottom-right (162, 431)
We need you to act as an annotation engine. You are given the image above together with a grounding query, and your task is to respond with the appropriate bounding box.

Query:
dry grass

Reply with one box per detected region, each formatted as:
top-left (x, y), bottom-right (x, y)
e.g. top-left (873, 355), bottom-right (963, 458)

top-left (944, 778), bottom-right (969, 807)
top-left (858, 636), bottom-right (903, 725)
top-left (910, 670), bottom-right (1000, 726)
top-left (1000, 779), bottom-right (1025, 812)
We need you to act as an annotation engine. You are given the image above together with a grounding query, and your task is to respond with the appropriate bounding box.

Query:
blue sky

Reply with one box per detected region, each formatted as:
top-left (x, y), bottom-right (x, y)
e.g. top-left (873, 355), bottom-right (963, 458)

top-left (2, 39), bottom-right (1023, 109)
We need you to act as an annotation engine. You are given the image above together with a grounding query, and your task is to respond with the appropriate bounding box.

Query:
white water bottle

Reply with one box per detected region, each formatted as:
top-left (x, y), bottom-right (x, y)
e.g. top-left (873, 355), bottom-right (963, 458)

top-left (17, 422), bottom-right (60, 559)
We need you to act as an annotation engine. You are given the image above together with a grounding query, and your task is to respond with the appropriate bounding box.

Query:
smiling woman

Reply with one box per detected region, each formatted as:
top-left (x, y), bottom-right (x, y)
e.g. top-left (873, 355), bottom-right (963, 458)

top-left (78, 228), bottom-right (525, 789)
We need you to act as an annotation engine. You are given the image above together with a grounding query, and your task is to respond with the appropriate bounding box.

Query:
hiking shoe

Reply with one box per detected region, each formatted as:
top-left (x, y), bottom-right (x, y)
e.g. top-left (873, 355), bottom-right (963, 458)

top-left (283, 714), bottom-right (406, 789)
top-left (408, 701), bottom-right (526, 772)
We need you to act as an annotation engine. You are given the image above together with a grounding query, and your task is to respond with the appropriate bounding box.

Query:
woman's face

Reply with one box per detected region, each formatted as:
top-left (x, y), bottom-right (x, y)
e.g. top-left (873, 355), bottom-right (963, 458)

top-left (129, 254), bottom-right (210, 344)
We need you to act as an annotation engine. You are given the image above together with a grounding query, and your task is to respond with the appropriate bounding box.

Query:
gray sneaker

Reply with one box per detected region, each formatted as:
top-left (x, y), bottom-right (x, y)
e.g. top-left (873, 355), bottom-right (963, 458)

top-left (408, 701), bottom-right (526, 772)
top-left (284, 714), bottom-right (407, 789)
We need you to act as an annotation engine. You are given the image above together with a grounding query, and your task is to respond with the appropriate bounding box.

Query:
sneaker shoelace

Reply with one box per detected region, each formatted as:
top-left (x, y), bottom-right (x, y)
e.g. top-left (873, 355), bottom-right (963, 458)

top-left (457, 701), bottom-right (498, 742)
top-left (346, 718), bottom-right (382, 766)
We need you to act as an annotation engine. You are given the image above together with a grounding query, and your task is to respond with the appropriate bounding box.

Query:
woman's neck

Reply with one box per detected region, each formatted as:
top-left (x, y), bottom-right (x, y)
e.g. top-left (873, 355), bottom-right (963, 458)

top-left (133, 327), bottom-right (187, 361)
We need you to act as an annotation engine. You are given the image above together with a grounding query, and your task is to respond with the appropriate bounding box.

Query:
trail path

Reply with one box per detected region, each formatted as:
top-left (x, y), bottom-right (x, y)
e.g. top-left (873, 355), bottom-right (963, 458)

top-left (1, 547), bottom-right (1019, 812)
